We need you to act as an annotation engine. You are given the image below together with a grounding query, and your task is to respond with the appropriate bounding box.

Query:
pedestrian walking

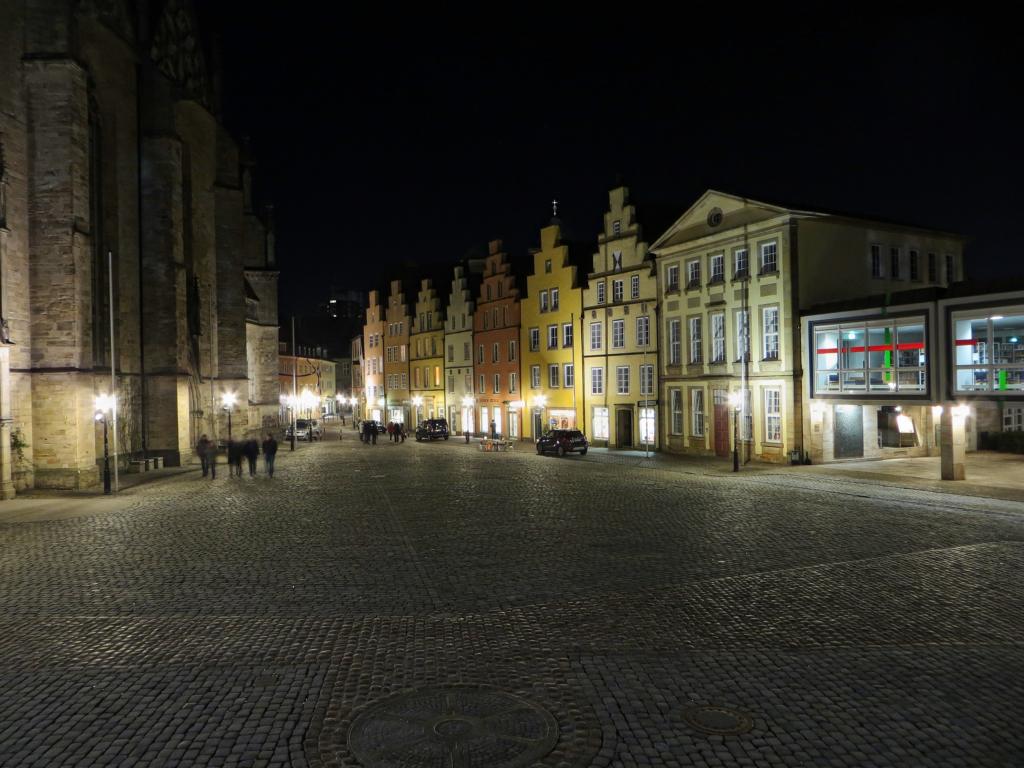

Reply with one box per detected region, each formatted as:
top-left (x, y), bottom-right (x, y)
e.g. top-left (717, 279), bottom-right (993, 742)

top-left (371, 422), bottom-right (377, 445)
top-left (197, 434), bottom-right (213, 477)
top-left (227, 439), bottom-right (242, 477)
top-left (243, 438), bottom-right (259, 477)
top-left (262, 433), bottom-right (278, 477)
top-left (399, 423), bottom-right (407, 443)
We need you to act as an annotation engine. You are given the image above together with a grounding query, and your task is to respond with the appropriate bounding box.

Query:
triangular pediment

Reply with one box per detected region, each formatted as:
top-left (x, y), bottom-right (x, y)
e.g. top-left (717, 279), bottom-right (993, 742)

top-left (650, 190), bottom-right (806, 252)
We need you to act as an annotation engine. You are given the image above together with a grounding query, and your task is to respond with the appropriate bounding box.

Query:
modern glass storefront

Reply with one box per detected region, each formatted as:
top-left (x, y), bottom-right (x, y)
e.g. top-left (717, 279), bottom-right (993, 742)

top-left (953, 308), bottom-right (1024, 392)
top-left (813, 317), bottom-right (927, 396)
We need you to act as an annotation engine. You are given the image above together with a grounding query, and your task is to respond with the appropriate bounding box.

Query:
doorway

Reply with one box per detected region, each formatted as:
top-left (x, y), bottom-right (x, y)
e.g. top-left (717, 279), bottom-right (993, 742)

top-left (834, 404), bottom-right (864, 458)
top-left (616, 409), bottom-right (633, 449)
top-left (713, 390), bottom-right (729, 457)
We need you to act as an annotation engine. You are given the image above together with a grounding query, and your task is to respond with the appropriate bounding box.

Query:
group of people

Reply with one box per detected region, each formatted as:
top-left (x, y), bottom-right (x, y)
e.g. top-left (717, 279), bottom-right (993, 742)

top-left (355, 420), bottom-right (408, 445)
top-left (195, 433), bottom-right (278, 479)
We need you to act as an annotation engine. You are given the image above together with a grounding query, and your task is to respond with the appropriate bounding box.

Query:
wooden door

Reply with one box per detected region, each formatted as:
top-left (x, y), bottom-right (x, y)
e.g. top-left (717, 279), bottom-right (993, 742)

top-left (714, 404), bottom-right (729, 457)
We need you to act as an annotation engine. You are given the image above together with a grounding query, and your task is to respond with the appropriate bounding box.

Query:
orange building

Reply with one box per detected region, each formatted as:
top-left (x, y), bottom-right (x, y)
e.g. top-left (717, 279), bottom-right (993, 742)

top-left (362, 290), bottom-right (386, 421)
top-left (383, 279), bottom-right (412, 425)
top-left (473, 240), bottom-right (523, 438)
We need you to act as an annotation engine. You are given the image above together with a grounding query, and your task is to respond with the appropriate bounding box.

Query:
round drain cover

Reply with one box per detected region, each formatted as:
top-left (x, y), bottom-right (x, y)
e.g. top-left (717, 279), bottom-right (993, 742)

top-left (679, 704), bottom-right (753, 735)
top-left (348, 686), bottom-right (559, 767)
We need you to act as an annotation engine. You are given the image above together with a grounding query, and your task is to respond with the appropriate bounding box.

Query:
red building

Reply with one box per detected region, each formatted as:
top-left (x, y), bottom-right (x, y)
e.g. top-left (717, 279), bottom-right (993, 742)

top-left (473, 241), bottom-right (523, 438)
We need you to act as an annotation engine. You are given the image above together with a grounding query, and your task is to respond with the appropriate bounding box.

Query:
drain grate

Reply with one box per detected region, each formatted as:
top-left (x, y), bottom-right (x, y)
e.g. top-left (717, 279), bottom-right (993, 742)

top-left (679, 704), bottom-right (754, 735)
top-left (348, 685), bottom-right (559, 767)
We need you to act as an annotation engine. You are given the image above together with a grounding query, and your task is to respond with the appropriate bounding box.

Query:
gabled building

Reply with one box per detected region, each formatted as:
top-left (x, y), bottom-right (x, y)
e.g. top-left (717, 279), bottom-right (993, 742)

top-left (444, 265), bottom-right (476, 434)
top-left (473, 240), bottom-right (522, 439)
top-left (362, 291), bottom-right (385, 421)
top-left (581, 187), bottom-right (658, 450)
top-left (650, 189), bottom-right (964, 463)
top-left (521, 221), bottom-right (584, 440)
top-left (383, 279), bottom-right (411, 425)
top-left (350, 334), bottom-right (363, 420)
top-left (409, 279), bottom-right (445, 425)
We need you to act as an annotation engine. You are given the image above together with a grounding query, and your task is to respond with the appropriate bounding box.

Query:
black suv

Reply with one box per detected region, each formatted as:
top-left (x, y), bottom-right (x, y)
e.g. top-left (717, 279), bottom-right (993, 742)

top-left (536, 429), bottom-right (588, 456)
top-left (415, 418), bottom-right (450, 441)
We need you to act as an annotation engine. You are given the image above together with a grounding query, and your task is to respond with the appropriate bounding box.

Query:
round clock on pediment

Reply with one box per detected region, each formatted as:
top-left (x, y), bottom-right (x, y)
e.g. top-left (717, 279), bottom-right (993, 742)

top-left (707, 207), bottom-right (724, 227)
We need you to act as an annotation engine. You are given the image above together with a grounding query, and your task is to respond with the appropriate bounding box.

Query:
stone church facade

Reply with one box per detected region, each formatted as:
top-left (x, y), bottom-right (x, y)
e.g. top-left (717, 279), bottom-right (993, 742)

top-left (0, 0), bottom-right (280, 497)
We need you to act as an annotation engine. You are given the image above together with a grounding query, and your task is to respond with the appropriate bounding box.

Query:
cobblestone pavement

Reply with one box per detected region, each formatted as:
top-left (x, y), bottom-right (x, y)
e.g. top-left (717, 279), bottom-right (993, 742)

top-left (1, 438), bottom-right (1022, 767)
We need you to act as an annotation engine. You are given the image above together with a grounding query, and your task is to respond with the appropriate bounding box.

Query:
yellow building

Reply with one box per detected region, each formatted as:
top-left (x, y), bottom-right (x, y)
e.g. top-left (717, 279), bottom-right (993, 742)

top-left (581, 187), bottom-right (659, 449)
top-left (521, 222), bottom-right (584, 440)
top-left (383, 279), bottom-right (411, 425)
top-left (361, 291), bottom-right (385, 421)
top-left (409, 279), bottom-right (446, 425)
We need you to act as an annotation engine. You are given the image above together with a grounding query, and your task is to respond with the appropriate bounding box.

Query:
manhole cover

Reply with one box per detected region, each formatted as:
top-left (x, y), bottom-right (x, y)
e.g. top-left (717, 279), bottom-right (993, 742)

top-left (679, 705), bottom-right (753, 735)
top-left (348, 686), bottom-right (559, 767)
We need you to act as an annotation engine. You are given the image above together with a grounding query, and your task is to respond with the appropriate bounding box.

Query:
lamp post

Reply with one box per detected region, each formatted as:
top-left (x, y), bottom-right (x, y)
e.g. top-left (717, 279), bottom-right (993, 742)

top-left (462, 395), bottom-right (474, 443)
top-left (221, 391), bottom-right (237, 442)
top-left (728, 390), bottom-right (741, 472)
top-left (94, 394), bottom-right (114, 495)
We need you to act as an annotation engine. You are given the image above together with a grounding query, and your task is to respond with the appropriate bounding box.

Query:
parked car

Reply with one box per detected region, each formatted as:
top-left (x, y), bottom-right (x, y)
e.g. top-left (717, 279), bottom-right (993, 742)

top-left (286, 418), bottom-right (322, 441)
top-left (536, 429), bottom-right (588, 456)
top-left (415, 418), bottom-right (450, 441)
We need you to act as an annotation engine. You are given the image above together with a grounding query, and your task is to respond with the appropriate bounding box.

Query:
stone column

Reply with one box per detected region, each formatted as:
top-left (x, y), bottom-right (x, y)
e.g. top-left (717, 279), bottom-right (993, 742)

top-left (940, 405), bottom-right (966, 481)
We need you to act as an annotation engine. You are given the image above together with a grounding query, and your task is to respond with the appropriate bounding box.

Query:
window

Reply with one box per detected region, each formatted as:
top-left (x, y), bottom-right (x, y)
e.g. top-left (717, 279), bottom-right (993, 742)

top-left (686, 259), bottom-right (701, 288)
top-left (540, 290), bottom-right (549, 312)
top-left (448, 375), bottom-right (455, 393)
top-left (564, 363), bottom-right (574, 388)
top-left (953, 310), bottom-right (1024, 392)
top-left (549, 364), bottom-right (560, 388)
top-left (479, 374), bottom-right (485, 394)
top-left (487, 285), bottom-right (492, 300)
top-left (401, 373), bottom-right (407, 388)
top-left (689, 317), bottom-right (702, 364)
top-left (890, 247), bottom-right (901, 279)
top-left (509, 340), bottom-right (517, 361)
top-left (763, 307), bottom-right (779, 360)
top-left (492, 343), bottom-right (499, 363)
top-left (617, 365), bottom-right (630, 394)
top-left (666, 264), bottom-right (680, 292)
top-left (631, 274), bottom-right (640, 299)
top-left (563, 323), bottom-right (573, 348)
top-left (591, 366), bottom-right (604, 395)
top-left (529, 327), bottom-right (540, 352)
top-left (447, 344), bottom-right (454, 362)
top-left (711, 313), bottom-right (725, 363)
top-left (493, 374), bottom-right (500, 393)
top-left (736, 310), bottom-right (749, 361)
top-left (670, 389), bottom-right (683, 434)
top-left (909, 250), bottom-right (920, 281)
top-left (544, 259), bottom-right (552, 274)
top-left (612, 219), bottom-right (621, 235)
top-left (465, 372), bottom-right (472, 391)
top-left (928, 252), bottom-right (937, 282)
top-left (691, 390), bottom-right (705, 436)
top-left (509, 372), bottom-right (517, 393)
top-left (612, 319), bottom-right (625, 349)
top-left (639, 408), bottom-right (656, 444)
top-left (483, 312), bottom-right (489, 330)
top-left (636, 316), bottom-right (650, 347)
top-left (590, 322), bottom-right (602, 350)
top-left (1005, 406), bottom-right (1024, 432)
top-left (435, 366), bottom-right (442, 387)
top-left (551, 288), bottom-right (559, 310)
top-left (463, 341), bottom-right (470, 360)
top-left (597, 282), bottom-right (606, 304)
top-left (548, 325), bottom-right (558, 349)
top-left (814, 318), bottom-right (928, 394)
top-left (669, 319), bottom-right (681, 365)
top-left (414, 368), bottom-right (422, 388)
top-left (710, 253), bottom-right (724, 283)
top-left (612, 279), bottom-right (624, 302)
top-left (946, 254), bottom-right (955, 284)
top-left (640, 364), bottom-right (654, 395)
top-left (760, 242), bottom-right (778, 274)
top-left (531, 365), bottom-right (541, 389)
top-left (734, 248), bottom-right (748, 278)
top-left (764, 388), bottom-right (782, 443)
top-left (593, 407), bottom-right (609, 439)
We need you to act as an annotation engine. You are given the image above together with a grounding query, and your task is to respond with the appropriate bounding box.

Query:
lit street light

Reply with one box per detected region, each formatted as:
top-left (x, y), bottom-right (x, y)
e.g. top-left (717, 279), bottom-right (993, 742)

top-left (412, 395), bottom-right (423, 426)
top-left (221, 391), bottom-right (237, 442)
top-left (94, 394), bottom-right (115, 495)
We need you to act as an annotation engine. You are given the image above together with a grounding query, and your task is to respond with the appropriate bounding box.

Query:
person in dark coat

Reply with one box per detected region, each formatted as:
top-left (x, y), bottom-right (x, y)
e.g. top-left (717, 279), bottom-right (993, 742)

top-left (227, 440), bottom-right (242, 477)
top-left (261, 433), bottom-right (278, 477)
top-left (243, 438), bottom-right (259, 477)
top-left (197, 434), bottom-right (213, 477)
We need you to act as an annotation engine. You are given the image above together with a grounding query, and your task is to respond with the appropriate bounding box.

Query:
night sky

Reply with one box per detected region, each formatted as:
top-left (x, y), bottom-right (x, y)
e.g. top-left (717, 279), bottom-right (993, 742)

top-left (200, 10), bottom-right (1022, 315)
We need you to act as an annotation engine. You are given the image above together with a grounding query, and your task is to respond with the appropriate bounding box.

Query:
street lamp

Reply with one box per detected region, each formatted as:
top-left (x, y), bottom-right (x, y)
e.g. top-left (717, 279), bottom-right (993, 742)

top-left (300, 388), bottom-right (317, 422)
top-left (461, 395), bottom-right (474, 442)
top-left (94, 394), bottom-right (115, 495)
top-left (728, 390), bottom-right (742, 472)
top-left (221, 391), bottom-right (237, 442)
